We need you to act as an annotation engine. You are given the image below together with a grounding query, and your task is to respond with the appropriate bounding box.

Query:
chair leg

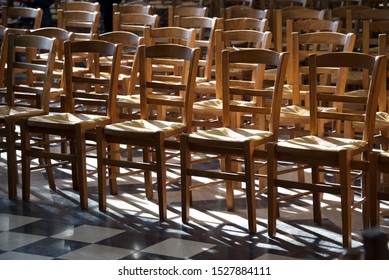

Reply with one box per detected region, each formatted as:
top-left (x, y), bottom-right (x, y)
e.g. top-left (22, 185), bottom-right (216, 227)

top-left (340, 150), bottom-right (352, 248)
top-left (5, 120), bottom-right (18, 200)
top-left (181, 134), bottom-right (191, 223)
top-left (75, 128), bottom-right (88, 209)
top-left (369, 152), bottom-right (380, 227)
top-left (97, 126), bottom-right (107, 211)
top-left (267, 143), bottom-right (278, 237)
top-left (43, 134), bottom-right (56, 190)
top-left (155, 134), bottom-right (167, 220)
top-left (311, 165), bottom-right (322, 225)
top-left (224, 155), bottom-right (235, 211)
top-left (244, 142), bottom-right (257, 234)
top-left (21, 120), bottom-right (31, 202)
top-left (69, 138), bottom-right (79, 191)
top-left (143, 146), bottom-right (154, 200)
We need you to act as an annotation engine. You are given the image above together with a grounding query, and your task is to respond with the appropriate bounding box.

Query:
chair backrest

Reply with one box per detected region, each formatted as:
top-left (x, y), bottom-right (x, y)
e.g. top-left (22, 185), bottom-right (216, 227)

top-left (60, 1), bottom-right (100, 12)
top-left (30, 27), bottom-right (74, 61)
top-left (57, 9), bottom-right (100, 41)
top-left (112, 3), bottom-right (153, 15)
top-left (215, 29), bottom-right (272, 98)
top-left (113, 12), bottom-right (159, 36)
top-left (272, 7), bottom-right (327, 52)
top-left (138, 44), bottom-right (200, 129)
top-left (222, 5), bottom-right (269, 19)
top-left (1, 6), bottom-right (43, 29)
top-left (0, 27), bottom-right (29, 88)
top-left (223, 17), bottom-right (269, 32)
top-left (63, 39), bottom-right (122, 122)
top-left (345, 8), bottom-right (389, 50)
top-left (5, 33), bottom-right (58, 113)
top-left (174, 15), bottom-right (218, 81)
top-left (289, 31), bottom-right (356, 106)
top-left (29, 27), bottom-right (75, 104)
top-left (97, 30), bottom-right (144, 95)
top-left (308, 52), bottom-right (386, 147)
top-left (167, 5), bottom-right (208, 26)
top-left (221, 48), bottom-right (289, 136)
top-left (144, 25), bottom-right (197, 47)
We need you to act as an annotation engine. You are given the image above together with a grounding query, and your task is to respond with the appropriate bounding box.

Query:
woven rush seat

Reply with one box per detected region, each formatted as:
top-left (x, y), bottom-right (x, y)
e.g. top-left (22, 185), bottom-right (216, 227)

top-left (189, 127), bottom-right (273, 142)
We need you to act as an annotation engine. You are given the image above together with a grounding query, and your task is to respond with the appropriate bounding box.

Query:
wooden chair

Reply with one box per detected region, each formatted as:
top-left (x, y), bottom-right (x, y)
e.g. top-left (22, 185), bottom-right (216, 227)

top-left (279, 29), bottom-right (354, 137)
top-left (173, 15), bottom-right (218, 83)
top-left (98, 31), bottom-right (143, 95)
top-left (272, 7), bottom-right (327, 52)
top-left (167, 5), bottom-right (208, 26)
top-left (0, 26), bottom-right (30, 89)
top-left (365, 33), bottom-right (389, 228)
top-left (21, 39), bottom-right (122, 209)
top-left (329, 4), bottom-right (371, 34)
top-left (117, 25), bottom-right (196, 120)
top-left (112, 12), bottom-right (160, 36)
top-left (29, 27), bottom-right (75, 112)
top-left (1, 6), bottom-right (43, 30)
top-left (180, 48), bottom-right (289, 233)
top-left (267, 51), bottom-right (386, 248)
top-left (57, 9), bottom-right (100, 42)
top-left (97, 44), bottom-right (200, 220)
top-left (345, 8), bottom-right (389, 51)
top-left (193, 29), bottom-right (272, 129)
top-left (98, 31), bottom-right (144, 120)
top-left (0, 33), bottom-right (58, 200)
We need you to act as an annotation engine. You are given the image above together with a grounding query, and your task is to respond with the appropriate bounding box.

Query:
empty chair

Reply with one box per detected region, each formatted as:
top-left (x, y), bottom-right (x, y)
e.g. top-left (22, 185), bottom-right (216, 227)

top-left (167, 5), bottom-right (208, 26)
top-left (29, 27), bottom-right (75, 112)
top-left (21, 39), bottom-right (122, 209)
top-left (267, 52), bottom-right (386, 248)
top-left (57, 9), bottom-right (100, 42)
top-left (97, 44), bottom-right (200, 220)
top-left (113, 12), bottom-right (160, 36)
top-left (0, 33), bottom-right (58, 199)
top-left (272, 6), bottom-right (327, 52)
top-left (180, 48), bottom-right (289, 233)
top-left (193, 29), bottom-right (272, 129)
top-left (1, 6), bottom-right (43, 29)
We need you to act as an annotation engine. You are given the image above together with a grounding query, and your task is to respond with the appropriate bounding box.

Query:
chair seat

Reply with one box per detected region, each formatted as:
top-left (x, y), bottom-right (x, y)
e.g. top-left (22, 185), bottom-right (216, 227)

top-left (195, 80), bottom-right (216, 93)
top-left (104, 119), bottom-right (186, 134)
top-left (280, 105), bottom-right (337, 122)
top-left (376, 112), bottom-right (389, 128)
top-left (27, 112), bottom-right (109, 126)
top-left (117, 94), bottom-right (140, 105)
top-left (194, 99), bottom-right (256, 114)
top-left (353, 111), bottom-right (389, 130)
top-left (277, 135), bottom-right (367, 151)
top-left (0, 105), bottom-right (44, 118)
top-left (189, 127), bottom-right (273, 142)
top-left (345, 89), bottom-right (368, 97)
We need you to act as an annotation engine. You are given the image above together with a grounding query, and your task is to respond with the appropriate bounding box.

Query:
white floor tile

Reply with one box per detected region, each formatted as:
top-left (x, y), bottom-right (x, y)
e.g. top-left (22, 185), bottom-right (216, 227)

top-left (141, 238), bottom-right (216, 259)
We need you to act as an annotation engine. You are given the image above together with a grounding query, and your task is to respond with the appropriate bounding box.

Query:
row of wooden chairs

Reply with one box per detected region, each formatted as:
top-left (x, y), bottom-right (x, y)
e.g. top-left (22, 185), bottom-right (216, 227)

top-left (2, 2), bottom-right (388, 246)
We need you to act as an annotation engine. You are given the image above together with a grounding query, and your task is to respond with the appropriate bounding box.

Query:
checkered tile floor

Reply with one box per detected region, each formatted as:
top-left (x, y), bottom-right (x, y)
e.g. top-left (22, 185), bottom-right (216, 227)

top-left (1, 152), bottom-right (389, 260)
